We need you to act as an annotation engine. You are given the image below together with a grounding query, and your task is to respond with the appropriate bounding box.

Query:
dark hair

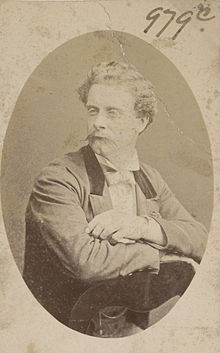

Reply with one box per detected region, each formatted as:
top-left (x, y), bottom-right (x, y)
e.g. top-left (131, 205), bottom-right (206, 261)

top-left (78, 61), bottom-right (157, 126)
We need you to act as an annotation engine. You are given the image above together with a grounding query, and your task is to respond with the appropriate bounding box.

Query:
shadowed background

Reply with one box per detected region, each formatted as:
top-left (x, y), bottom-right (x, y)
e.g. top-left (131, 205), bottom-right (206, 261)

top-left (1, 31), bottom-right (213, 272)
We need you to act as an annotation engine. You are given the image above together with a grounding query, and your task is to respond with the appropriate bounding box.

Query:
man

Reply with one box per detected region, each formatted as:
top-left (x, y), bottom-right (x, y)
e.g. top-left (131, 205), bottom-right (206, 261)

top-left (23, 61), bottom-right (207, 336)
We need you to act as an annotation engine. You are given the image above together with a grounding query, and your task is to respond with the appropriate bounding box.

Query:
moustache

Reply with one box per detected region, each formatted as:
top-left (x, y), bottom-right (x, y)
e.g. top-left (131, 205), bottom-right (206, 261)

top-left (81, 131), bottom-right (110, 142)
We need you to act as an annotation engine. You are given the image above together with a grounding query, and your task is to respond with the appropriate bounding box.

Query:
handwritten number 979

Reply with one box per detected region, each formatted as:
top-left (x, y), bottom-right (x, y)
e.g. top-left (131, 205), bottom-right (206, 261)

top-left (144, 6), bottom-right (215, 40)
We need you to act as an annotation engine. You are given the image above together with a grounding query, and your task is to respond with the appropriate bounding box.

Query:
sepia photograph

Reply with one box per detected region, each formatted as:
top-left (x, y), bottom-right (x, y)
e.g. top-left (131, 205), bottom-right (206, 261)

top-left (1, 30), bottom-right (213, 338)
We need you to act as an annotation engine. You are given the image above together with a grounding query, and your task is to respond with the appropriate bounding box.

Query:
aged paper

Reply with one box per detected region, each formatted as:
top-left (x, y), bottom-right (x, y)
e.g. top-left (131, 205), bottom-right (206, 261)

top-left (0, 0), bottom-right (219, 352)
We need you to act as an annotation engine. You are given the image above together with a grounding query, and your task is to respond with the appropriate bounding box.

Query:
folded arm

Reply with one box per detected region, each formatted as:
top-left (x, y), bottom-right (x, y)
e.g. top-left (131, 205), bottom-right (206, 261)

top-left (25, 164), bottom-right (159, 283)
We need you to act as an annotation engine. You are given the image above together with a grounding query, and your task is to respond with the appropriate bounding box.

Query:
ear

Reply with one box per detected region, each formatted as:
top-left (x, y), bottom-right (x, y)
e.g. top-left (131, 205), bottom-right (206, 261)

top-left (136, 117), bottom-right (150, 134)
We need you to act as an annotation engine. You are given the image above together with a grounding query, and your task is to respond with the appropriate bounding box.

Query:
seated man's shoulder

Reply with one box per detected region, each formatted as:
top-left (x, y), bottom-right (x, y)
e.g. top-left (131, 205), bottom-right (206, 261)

top-left (52, 148), bottom-right (85, 169)
top-left (34, 147), bottom-right (87, 186)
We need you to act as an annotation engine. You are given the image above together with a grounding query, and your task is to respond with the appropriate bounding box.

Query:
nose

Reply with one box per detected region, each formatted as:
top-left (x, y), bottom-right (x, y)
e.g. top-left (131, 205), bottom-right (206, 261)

top-left (93, 111), bottom-right (107, 129)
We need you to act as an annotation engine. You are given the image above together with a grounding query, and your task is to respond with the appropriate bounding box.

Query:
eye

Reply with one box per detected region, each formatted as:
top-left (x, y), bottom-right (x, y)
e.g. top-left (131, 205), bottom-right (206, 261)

top-left (107, 109), bottom-right (120, 119)
top-left (87, 107), bottom-right (98, 116)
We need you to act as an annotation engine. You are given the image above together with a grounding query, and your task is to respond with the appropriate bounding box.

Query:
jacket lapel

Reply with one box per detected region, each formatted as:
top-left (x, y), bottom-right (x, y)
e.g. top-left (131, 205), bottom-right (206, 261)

top-left (82, 145), bottom-right (113, 216)
top-left (134, 168), bottom-right (159, 216)
top-left (133, 169), bottom-right (157, 199)
top-left (82, 145), bottom-right (105, 196)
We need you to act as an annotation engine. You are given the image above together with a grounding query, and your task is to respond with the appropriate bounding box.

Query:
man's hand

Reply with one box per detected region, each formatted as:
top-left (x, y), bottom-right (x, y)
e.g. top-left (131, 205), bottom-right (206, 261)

top-left (85, 210), bottom-right (148, 244)
top-left (85, 210), bottom-right (167, 246)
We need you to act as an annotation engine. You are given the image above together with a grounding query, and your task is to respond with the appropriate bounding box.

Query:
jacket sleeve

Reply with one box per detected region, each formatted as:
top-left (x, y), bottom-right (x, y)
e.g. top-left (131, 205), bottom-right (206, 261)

top-left (26, 163), bottom-right (159, 283)
top-left (149, 168), bottom-right (208, 262)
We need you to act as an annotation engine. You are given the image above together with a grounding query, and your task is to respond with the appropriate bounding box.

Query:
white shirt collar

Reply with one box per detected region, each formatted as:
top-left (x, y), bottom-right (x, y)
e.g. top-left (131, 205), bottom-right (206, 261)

top-left (95, 150), bottom-right (139, 172)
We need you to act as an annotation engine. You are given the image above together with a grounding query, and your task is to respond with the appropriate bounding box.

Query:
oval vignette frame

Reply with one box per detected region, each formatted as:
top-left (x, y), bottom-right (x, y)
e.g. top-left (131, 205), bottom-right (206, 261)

top-left (1, 30), bottom-right (213, 336)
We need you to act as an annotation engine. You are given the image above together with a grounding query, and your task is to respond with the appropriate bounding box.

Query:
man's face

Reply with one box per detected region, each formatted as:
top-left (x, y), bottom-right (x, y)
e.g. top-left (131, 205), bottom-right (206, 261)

top-left (85, 83), bottom-right (145, 156)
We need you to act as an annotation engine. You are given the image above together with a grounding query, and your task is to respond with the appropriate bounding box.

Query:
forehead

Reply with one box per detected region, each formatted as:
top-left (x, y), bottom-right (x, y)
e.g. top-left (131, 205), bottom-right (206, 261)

top-left (87, 83), bottom-right (135, 109)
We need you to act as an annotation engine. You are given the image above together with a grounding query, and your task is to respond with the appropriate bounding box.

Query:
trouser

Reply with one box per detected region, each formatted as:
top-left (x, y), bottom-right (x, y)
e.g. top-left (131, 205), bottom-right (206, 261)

top-left (69, 260), bottom-right (196, 335)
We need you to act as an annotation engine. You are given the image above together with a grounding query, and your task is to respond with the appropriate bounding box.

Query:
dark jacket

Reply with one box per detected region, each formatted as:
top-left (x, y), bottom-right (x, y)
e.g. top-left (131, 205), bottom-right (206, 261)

top-left (23, 145), bottom-right (207, 324)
